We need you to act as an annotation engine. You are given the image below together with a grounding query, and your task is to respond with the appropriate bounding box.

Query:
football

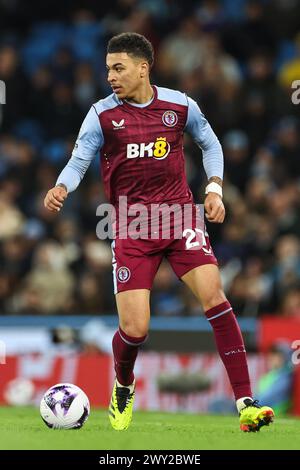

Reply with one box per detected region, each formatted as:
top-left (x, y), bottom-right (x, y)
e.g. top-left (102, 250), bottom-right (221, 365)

top-left (40, 383), bottom-right (90, 429)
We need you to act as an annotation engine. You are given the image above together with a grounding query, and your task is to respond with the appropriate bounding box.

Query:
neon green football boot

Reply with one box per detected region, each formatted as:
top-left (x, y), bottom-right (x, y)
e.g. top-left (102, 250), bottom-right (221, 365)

top-left (239, 398), bottom-right (275, 432)
top-left (108, 380), bottom-right (135, 431)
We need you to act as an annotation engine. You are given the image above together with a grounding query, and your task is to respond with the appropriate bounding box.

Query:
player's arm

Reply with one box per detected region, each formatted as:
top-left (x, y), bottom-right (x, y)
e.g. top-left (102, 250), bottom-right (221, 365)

top-left (184, 96), bottom-right (225, 224)
top-left (44, 106), bottom-right (103, 212)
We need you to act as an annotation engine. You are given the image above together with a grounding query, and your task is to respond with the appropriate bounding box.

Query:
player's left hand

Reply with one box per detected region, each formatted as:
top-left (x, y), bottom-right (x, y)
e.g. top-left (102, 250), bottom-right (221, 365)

top-left (204, 193), bottom-right (225, 223)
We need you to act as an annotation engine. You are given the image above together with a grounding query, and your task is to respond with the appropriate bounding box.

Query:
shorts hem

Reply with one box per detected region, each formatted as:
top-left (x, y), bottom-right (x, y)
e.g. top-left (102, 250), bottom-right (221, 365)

top-left (115, 286), bottom-right (152, 294)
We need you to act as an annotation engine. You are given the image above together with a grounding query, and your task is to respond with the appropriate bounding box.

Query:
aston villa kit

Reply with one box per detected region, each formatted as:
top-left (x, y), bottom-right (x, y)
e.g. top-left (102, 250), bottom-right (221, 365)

top-left (56, 86), bottom-right (223, 292)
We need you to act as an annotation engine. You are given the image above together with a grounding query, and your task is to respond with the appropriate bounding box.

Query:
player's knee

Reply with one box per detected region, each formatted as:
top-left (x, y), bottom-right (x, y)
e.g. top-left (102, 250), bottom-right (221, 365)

top-left (202, 289), bottom-right (227, 311)
top-left (121, 321), bottom-right (149, 339)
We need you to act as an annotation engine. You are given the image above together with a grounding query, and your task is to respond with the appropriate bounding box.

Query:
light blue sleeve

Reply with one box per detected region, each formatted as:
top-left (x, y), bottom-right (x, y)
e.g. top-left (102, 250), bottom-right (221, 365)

top-left (185, 97), bottom-right (223, 180)
top-left (56, 106), bottom-right (104, 192)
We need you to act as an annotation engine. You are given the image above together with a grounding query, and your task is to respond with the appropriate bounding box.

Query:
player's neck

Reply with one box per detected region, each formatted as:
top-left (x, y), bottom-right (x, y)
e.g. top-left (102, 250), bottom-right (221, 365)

top-left (125, 83), bottom-right (153, 105)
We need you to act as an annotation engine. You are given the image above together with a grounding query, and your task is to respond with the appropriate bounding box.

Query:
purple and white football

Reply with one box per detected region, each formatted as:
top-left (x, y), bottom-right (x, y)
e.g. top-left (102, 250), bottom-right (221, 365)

top-left (40, 383), bottom-right (90, 429)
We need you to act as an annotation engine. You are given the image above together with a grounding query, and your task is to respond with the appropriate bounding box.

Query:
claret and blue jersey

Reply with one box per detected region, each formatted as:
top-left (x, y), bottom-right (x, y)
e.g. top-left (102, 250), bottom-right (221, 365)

top-left (56, 85), bottom-right (224, 207)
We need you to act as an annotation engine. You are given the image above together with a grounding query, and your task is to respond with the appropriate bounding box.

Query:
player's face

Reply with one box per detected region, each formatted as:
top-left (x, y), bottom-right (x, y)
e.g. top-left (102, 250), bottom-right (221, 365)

top-left (106, 52), bottom-right (147, 100)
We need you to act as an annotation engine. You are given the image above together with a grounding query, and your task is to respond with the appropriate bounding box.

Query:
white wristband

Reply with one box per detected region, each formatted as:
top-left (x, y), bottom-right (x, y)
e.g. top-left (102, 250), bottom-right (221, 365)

top-left (205, 182), bottom-right (223, 198)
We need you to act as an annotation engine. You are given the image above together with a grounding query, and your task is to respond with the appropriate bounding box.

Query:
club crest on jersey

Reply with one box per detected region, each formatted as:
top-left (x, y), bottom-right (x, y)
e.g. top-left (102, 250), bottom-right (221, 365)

top-left (162, 111), bottom-right (178, 127)
top-left (117, 266), bottom-right (131, 282)
top-left (127, 137), bottom-right (170, 160)
top-left (112, 119), bottom-right (125, 130)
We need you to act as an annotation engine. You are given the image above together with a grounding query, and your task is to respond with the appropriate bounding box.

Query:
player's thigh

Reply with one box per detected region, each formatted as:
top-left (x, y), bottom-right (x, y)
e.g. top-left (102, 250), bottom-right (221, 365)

top-left (112, 238), bottom-right (163, 294)
top-left (111, 237), bottom-right (163, 336)
top-left (116, 289), bottom-right (150, 337)
top-left (167, 225), bottom-right (221, 308)
top-left (181, 264), bottom-right (227, 311)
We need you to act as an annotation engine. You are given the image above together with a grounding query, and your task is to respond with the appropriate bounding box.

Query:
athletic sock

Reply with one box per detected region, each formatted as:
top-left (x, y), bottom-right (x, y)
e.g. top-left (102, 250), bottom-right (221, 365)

top-left (205, 300), bottom-right (252, 400)
top-left (112, 327), bottom-right (147, 386)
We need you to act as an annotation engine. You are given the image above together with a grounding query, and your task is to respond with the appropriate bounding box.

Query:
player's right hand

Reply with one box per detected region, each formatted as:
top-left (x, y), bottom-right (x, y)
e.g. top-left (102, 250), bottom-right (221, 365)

top-left (44, 185), bottom-right (68, 212)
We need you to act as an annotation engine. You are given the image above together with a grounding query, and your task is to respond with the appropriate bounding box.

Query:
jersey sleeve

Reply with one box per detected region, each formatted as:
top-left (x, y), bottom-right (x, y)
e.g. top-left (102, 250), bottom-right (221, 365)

top-left (56, 105), bottom-right (104, 192)
top-left (184, 96), bottom-right (223, 180)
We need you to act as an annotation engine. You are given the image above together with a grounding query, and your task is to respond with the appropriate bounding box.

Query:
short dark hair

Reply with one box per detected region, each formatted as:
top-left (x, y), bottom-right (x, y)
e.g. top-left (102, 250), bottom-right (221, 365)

top-left (107, 32), bottom-right (154, 68)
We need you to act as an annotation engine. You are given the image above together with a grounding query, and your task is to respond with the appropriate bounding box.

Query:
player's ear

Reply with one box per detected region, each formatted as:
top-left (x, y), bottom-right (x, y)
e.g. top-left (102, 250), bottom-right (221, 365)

top-left (140, 61), bottom-right (149, 78)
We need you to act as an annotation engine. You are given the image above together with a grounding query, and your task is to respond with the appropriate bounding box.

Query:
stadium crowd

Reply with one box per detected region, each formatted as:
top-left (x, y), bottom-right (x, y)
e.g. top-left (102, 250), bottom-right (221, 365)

top-left (0, 0), bottom-right (300, 317)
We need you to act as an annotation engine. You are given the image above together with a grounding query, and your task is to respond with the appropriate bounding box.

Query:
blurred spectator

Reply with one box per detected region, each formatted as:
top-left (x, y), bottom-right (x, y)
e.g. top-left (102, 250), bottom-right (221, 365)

top-left (47, 82), bottom-right (82, 138)
top-left (280, 287), bottom-right (300, 318)
top-left (0, 45), bottom-right (30, 131)
top-left (78, 239), bottom-right (115, 313)
top-left (196, 0), bottom-right (226, 30)
top-left (0, 194), bottom-right (24, 240)
top-left (74, 62), bottom-right (98, 110)
top-left (223, 0), bottom-right (276, 60)
top-left (222, 130), bottom-right (250, 192)
top-left (271, 235), bottom-right (300, 292)
top-left (12, 241), bottom-right (75, 314)
top-left (228, 257), bottom-right (271, 316)
top-left (156, 17), bottom-right (204, 82)
top-left (80, 319), bottom-right (114, 354)
top-left (27, 66), bottom-right (53, 123)
top-left (151, 261), bottom-right (184, 316)
top-left (53, 217), bottom-right (81, 265)
top-left (51, 325), bottom-right (79, 353)
top-left (257, 341), bottom-right (294, 415)
top-left (278, 32), bottom-right (300, 89)
top-left (274, 116), bottom-right (300, 182)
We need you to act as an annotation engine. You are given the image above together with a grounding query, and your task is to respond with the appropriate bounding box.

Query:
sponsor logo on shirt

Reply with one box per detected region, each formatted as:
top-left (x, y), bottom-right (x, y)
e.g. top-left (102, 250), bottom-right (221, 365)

top-left (127, 137), bottom-right (170, 160)
top-left (112, 119), bottom-right (125, 130)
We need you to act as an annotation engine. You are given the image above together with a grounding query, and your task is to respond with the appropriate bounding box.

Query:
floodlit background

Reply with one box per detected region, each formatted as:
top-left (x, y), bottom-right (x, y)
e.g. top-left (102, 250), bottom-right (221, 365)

top-left (0, 0), bottom-right (300, 416)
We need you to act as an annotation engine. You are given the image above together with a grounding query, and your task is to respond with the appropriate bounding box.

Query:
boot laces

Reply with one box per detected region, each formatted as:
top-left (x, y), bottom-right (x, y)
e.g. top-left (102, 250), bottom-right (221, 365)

top-left (116, 386), bottom-right (133, 413)
top-left (244, 398), bottom-right (261, 409)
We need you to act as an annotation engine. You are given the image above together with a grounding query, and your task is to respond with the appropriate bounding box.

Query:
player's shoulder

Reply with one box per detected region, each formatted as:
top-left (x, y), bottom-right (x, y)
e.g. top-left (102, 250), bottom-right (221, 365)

top-left (156, 86), bottom-right (189, 107)
top-left (92, 93), bottom-right (121, 115)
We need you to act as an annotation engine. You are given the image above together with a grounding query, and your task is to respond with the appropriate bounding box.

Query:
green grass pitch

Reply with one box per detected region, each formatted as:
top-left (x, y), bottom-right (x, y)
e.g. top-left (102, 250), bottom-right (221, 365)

top-left (0, 407), bottom-right (299, 450)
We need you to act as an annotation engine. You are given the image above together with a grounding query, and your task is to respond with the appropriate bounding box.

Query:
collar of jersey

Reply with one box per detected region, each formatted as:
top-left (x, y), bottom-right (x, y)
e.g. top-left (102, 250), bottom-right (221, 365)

top-left (119, 85), bottom-right (157, 109)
